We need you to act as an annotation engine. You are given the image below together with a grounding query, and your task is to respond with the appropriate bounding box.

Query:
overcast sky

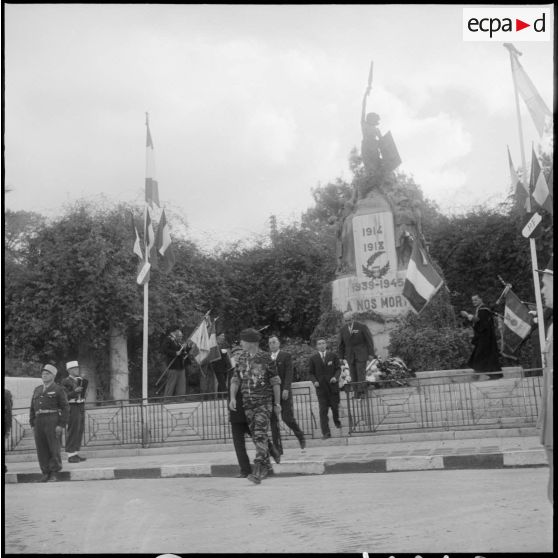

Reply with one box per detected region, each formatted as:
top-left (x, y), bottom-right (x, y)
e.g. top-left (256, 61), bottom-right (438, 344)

top-left (4, 4), bottom-right (554, 249)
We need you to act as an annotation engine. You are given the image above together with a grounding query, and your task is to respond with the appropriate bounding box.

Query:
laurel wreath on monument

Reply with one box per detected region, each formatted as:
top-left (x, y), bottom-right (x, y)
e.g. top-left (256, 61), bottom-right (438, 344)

top-left (362, 251), bottom-right (390, 279)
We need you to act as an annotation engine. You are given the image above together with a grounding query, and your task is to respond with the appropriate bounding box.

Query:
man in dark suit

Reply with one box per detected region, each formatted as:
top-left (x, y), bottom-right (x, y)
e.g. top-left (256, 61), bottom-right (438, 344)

top-left (269, 336), bottom-right (306, 453)
top-left (308, 338), bottom-right (341, 439)
top-left (338, 311), bottom-right (376, 398)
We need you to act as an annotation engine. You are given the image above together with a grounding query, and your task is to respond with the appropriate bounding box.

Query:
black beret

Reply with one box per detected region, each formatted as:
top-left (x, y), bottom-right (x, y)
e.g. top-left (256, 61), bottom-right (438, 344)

top-left (239, 328), bottom-right (261, 342)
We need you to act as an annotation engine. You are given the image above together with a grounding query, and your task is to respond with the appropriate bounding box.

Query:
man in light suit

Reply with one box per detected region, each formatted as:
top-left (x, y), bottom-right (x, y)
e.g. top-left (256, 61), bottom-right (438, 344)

top-left (269, 336), bottom-right (306, 453)
top-left (337, 311), bottom-right (375, 398)
top-left (308, 338), bottom-right (341, 439)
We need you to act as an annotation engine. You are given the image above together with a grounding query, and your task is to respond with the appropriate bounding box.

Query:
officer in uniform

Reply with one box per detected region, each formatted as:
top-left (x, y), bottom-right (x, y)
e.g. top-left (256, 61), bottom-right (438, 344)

top-left (62, 360), bottom-right (88, 463)
top-left (229, 328), bottom-right (281, 484)
top-left (29, 364), bottom-right (69, 482)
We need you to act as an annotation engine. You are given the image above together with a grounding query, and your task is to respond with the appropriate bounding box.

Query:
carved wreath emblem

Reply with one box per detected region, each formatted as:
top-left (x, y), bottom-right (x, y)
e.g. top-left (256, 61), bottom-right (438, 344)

top-left (362, 251), bottom-right (390, 279)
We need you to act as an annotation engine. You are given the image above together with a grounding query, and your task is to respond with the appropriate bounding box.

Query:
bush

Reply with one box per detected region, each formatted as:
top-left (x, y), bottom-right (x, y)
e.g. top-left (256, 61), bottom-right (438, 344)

top-left (387, 288), bottom-right (471, 371)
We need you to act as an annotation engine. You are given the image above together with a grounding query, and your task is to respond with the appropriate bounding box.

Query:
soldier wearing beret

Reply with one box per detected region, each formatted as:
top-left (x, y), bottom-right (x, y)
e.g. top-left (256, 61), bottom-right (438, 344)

top-left (62, 360), bottom-right (88, 463)
top-left (29, 364), bottom-right (69, 482)
top-left (229, 328), bottom-right (281, 484)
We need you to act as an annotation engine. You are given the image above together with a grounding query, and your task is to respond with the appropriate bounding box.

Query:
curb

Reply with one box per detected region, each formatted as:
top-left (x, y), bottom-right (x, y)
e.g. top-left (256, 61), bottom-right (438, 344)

top-left (4, 450), bottom-right (547, 484)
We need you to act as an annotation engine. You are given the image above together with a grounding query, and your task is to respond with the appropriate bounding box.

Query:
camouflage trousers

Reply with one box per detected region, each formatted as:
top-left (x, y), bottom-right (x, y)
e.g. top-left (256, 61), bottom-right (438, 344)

top-left (244, 401), bottom-right (272, 466)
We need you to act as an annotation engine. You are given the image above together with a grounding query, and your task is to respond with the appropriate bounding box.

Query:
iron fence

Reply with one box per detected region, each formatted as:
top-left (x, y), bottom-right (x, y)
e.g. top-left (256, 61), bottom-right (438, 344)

top-left (8, 386), bottom-right (317, 451)
top-left (343, 370), bottom-right (543, 434)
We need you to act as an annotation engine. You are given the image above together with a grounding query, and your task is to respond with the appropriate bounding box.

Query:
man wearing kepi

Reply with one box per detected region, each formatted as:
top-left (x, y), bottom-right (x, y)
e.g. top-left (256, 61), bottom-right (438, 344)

top-left (230, 328), bottom-right (281, 485)
top-left (29, 364), bottom-right (69, 482)
top-left (62, 360), bottom-right (88, 463)
top-left (535, 256), bottom-right (553, 504)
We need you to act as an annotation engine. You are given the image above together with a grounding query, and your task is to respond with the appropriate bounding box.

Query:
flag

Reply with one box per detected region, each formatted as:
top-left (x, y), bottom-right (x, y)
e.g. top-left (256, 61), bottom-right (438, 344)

top-left (207, 318), bottom-right (221, 363)
top-left (144, 205), bottom-right (158, 268)
top-left (510, 50), bottom-right (552, 137)
top-left (188, 316), bottom-right (211, 364)
top-left (131, 212), bottom-right (150, 285)
top-left (145, 116), bottom-right (160, 208)
top-left (530, 147), bottom-right (553, 214)
top-left (131, 213), bottom-right (144, 261)
top-left (402, 238), bottom-right (444, 314)
top-left (502, 289), bottom-right (533, 354)
top-left (154, 209), bottom-right (175, 274)
top-left (145, 178), bottom-right (160, 209)
top-left (507, 146), bottom-right (528, 212)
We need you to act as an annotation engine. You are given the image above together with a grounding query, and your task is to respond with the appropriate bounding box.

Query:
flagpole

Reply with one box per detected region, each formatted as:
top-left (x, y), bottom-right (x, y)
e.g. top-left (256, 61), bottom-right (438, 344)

top-left (505, 44), bottom-right (547, 363)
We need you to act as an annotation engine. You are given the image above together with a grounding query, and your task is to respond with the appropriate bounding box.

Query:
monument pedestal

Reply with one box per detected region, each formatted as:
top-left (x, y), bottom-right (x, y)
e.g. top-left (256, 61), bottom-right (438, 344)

top-left (332, 190), bottom-right (411, 357)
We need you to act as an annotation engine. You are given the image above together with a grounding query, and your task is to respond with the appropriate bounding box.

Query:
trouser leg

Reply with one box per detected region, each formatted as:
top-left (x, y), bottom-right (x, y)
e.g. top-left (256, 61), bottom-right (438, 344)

top-left (164, 369), bottom-right (178, 398)
top-left (37, 415), bottom-right (62, 473)
top-left (231, 422), bottom-right (252, 476)
top-left (330, 392), bottom-right (340, 425)
top-left (245, 403), bottom-right (272, 465)
top-left (281, 396), bottom-right (304, 442)
top-left (175, 369), bottom-right (186, 396)
top-left (318, 395), bottom-right (330, 436)
top-left (34, 418), bottom-right (50, 474)
top-left (77, 405), bottom-right (85, 450)
top-left (65, 405), bottom-right (80, 454)
top-left (270, 411), bottom-right (283, 454)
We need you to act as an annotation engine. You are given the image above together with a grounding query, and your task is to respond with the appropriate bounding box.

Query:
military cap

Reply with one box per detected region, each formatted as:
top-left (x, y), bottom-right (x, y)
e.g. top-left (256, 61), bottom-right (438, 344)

top-left (239, 328), bottom-right (261, 342)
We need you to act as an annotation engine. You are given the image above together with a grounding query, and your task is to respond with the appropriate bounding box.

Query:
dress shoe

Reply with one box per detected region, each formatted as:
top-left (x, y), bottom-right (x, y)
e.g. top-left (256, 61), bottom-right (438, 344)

top-left (236, 473), bottom-right (249, 478)
top-left (47, 473), bottom-right (59, 482)
top-left (322, 433), bottom-right (331, 440)
top-left (68, 455), bottom-right (81, 463)
top-left (77, 455), bottom-right (87, 461)
top-left (37, 473), bottom-right (51, 483)
top-left (299, 437), bottom-right (306, 450)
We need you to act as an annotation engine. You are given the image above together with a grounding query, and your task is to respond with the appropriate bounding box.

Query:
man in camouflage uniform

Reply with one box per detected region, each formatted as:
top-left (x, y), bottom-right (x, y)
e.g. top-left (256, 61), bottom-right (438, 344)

top-left (230, 328), bottom-right (281, 484)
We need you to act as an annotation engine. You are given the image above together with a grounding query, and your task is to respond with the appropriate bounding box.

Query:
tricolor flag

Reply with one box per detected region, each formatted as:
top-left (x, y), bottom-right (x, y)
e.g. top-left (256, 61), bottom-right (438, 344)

top-left (502, 289), bottom-right (533, 355)
top-left (145, 116), bottom-right (160, 208)
top-left (188, 315), bottom-right (212, 365)
top-left (207, 318), bottom-right (222, 363)
top-left (131, 213), bottom-right (150, 285)
top-left (402, 238), bottom-right (444, 314)
top-left (507, 146), bottom-right (528, 212)
top-left (530, 147), bottom-right (553, 215)
top-left (144, 205), bottom-right (158, 269)
top-left (509, 48), bottom-right (552, 137)
top-left (154, 209), bottom-right (175, 274)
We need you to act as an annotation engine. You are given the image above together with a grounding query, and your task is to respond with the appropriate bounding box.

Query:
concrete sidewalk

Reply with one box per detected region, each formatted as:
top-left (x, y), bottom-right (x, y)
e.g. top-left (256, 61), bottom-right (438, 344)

top-left (4, 428), bottom-right (547, 484)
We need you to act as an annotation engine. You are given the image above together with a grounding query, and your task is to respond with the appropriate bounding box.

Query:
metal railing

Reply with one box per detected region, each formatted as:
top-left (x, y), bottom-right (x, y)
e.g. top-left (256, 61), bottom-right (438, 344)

top-left (7, 386), bottom-right (317, 451)
top-left (343, 370), bottom-right (543, 435)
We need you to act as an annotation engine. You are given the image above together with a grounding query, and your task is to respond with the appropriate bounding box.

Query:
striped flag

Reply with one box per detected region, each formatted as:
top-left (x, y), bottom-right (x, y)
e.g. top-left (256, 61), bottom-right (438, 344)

top-left (154, 209), bottom-right (175, 274)
top-left (502, 289), bottom-right (533, 355)
top-left (145, 116), bottom-right (160, 208)
top-left (131, 213), bottom-right (150, 285)
top-left (189, 316), bottom-right (212, 365)
top-left (207, 319), bottom-right (222, 363)
top-left (144, 205), bottom-right (158, 269)
top-left (402, 238), bottom-right (444, 314)
top-left (507, 146), bottom-right (528, 212)
top-left (510, 49), bottom-right (552, 137)
top-left (530, 147), bottom-right (553, 215)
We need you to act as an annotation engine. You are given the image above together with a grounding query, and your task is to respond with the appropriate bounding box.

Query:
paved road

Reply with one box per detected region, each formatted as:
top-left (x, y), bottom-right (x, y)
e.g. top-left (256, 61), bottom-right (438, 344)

top-left (4, 469), bottom-right (552, 554)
